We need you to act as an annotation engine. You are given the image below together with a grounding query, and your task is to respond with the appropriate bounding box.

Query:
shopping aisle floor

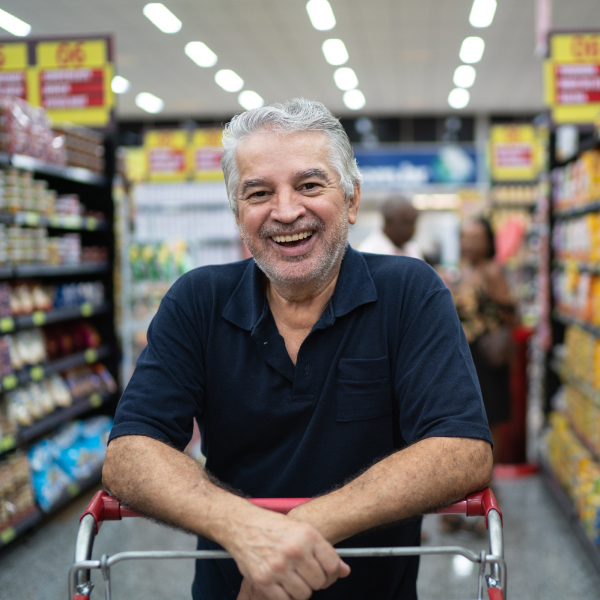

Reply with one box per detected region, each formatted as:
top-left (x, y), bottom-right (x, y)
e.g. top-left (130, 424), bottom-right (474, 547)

top-left (1, 475), bottom-right (599, 599)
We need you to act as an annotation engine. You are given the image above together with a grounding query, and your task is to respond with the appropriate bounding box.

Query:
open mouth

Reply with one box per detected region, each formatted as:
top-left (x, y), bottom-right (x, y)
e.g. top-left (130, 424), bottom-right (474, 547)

top-left (271, 230), bottom-right (314, 248)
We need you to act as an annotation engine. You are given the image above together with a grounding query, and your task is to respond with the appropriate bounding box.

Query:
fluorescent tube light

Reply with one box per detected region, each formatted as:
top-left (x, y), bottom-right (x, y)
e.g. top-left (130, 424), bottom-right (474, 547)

top-left (459, 37), bottom-right (485, 63)
top-left (185, 42), bottom-right (217, 67)
top-left (0, 8), bottom-right (31, 37)
top-left (469, 0), bottom-right (497, 28)
top-left (215, 69), bottom-right (244, 92)
top-left (448, 88), bottom-right (470, 109)
top-left (453, 65), bottom-right (476, 88)
top-left (322, 39), bottom-right (348, 66)
top-left (111, 76), bottom-right (131, 94)
top-left (306, 0), bottom-right (336, 31)
top-left (143, 3), bottom-right (182, 34)
top-left (334, 68), bottom-right (358, 91)
top-left (238, 91), bottom-right (264, 110)
top-left (343, 89), bottom-right (365, 110)
top-left (135, 92), bottom-right (164, 113)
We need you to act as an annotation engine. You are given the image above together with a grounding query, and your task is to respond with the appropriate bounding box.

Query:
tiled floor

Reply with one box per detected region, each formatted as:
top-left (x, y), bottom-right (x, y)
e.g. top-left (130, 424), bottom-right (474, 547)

top-left (1, 475), bottom-right (599, 599)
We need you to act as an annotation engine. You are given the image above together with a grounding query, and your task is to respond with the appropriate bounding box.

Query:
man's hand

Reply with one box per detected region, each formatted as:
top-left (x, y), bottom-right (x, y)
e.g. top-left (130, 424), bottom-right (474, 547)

top-left (229, 509), bottom-right (350, 600)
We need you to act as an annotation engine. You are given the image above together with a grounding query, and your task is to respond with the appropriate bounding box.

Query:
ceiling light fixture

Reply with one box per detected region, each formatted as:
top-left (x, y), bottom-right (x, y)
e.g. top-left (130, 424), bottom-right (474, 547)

top-left (448, 88), bottom-right (470, 109)
top-left (0, 8), bottom-right (31, 37)
top-left (343, 89), bottom-right (366, 110)
top-left (334, 67), bottom-right (358, 91)
top-left (185, 41), bottom-right (217, 67)
top-left (215, 69), bottom-right (244, 92)
top-left (469, 0), bottom-right (497, 28)
top-left (111, 76), bottom-right (131, 94)
top-left (306, 0), bottom-right (336, 31)
top-left (238, 91), bottom-right (264, 110)
top-left (459, 37), bottom-right (485, 63)
top-left (453, 65), bottom-right (476, 88)
top-left (135, 92), bottom-right (164, 114)
top-left (143, 3), bottom-right (182, 34)
top-left (322, 39), bottom-right (348, 66)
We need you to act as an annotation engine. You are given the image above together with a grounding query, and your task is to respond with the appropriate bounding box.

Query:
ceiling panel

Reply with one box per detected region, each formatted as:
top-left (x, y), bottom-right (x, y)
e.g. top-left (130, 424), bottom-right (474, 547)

top-left (1, 0), bottom-right (600, 119)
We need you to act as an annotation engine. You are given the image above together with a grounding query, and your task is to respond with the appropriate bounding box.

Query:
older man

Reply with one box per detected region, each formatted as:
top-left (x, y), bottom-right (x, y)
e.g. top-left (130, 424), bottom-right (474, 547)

top-left (103, 99), bottom-right (492, 600)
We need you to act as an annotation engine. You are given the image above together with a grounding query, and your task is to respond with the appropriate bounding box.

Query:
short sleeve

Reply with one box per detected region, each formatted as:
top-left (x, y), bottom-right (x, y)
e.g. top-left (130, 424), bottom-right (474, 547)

top-left (109, 292), bottom-right (205, 451)
top-left (395, 287), bottom-right (492, 446)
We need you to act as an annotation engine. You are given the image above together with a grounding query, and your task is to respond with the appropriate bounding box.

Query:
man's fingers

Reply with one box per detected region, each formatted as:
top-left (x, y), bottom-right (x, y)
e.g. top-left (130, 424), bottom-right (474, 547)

top-left (280, 572), bottom-right (313, 600)
top-left (313, 542), bottom-right (350, 588)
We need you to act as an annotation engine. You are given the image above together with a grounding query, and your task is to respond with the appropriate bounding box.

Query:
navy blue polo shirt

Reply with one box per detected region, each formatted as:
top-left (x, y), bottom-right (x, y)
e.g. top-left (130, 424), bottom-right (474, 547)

top-left (109, 245), bottom-right (491, 600)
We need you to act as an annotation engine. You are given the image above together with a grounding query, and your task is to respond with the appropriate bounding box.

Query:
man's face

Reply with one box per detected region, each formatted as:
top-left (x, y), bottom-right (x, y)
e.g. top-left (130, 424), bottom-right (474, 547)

top-left (234, 130), bottom-right (360, 289)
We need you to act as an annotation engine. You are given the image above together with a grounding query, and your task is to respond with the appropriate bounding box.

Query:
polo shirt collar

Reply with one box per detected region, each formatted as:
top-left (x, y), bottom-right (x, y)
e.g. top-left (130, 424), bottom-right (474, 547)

top-left (222, 245), bottom-right (378, 331)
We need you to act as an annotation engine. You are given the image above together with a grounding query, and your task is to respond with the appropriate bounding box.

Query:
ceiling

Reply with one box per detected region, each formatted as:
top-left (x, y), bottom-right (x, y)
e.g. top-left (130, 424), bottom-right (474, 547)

top-left (4, 0), bottom-right (600, 120)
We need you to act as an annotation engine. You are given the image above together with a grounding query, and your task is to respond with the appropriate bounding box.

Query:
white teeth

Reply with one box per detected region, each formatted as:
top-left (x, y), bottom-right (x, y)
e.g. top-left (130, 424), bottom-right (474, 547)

top-left (271, 230), bottom-right (314, 243)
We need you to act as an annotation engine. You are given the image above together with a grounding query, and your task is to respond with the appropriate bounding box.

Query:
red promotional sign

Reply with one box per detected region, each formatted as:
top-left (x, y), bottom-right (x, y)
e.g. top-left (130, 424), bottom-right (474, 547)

top-left (40, 68), bottom-right (105, 109)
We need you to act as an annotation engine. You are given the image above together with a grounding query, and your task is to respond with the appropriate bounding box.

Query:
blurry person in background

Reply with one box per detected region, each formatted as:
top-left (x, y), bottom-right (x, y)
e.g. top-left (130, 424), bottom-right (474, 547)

top-left (446, 217), bottom-right (515, 463)
top-left (358, 195), bottom-right (423, 259)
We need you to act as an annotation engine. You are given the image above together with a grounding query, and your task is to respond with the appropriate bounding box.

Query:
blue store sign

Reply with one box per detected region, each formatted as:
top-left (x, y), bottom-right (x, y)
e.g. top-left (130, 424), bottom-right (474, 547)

top-left (354, 145), bottom-right (479, 190)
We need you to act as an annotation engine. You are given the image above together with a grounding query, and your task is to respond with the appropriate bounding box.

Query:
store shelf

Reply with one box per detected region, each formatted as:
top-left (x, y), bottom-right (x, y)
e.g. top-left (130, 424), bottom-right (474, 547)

top-left (0, 152), bottom-right (106, 186)
top-left (491, 202), bottom-right (537, 210)
top-left (554, 199), bottom-right (600, 219)
top-left (0, 392), bottom-right (115, 455)
top-left (0, 302), bottom-right (111, 334)
top-left (7, 211), bottom-right (107, 231)
top-left (552, 311), bottom-right (600, 337)
top-left (0, 344), bottom-right (111, 395)
top-left (540, 461), bottom-right (600, 572)
top-left (0, 505), bottom-right (43, 549)
top-left (12, 262), bottom-right (109, 278)
top-left (552, 260), bottom-right (600, 274)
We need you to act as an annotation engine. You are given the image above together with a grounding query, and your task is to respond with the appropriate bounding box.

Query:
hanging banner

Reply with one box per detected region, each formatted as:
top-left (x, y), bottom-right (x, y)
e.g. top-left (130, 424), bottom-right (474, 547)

top-left (189, 129), bottom-right (224, 181)
top-left (544, 32), bottom-right (600, 124)
top-left (144, 129), bottom-right (190, 182)
top-left (0, 35), bottom-right (114, 127)
top-left (489, 125), bottom-right (541, 182)
top-left (0, 42), bottom-right (28, 99)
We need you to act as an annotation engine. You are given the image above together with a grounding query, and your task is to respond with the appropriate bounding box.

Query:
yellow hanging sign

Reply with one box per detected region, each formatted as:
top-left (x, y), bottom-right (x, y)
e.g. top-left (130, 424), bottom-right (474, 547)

top-left (189, 129), bottom-right (224, 181)
top-left (145, 130), bottom-right (190, 182)
top-left (489, 125), bottom-right (542, 182)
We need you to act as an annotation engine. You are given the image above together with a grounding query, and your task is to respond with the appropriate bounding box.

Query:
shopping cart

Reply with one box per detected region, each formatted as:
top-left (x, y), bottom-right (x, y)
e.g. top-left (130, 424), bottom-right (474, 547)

top-left (69, 487), bottom-right (506, 600)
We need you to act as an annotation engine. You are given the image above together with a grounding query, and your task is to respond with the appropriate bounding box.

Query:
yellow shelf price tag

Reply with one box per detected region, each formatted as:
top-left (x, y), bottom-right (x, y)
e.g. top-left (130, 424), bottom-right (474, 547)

top-left (89, 392), bottom-right (103, 408)
top-left (0, 434), bottom-right (16, 452)
top-left (32, 311), bottom-right (46, 326)
top-left (80, 302), bottom-right (93, 318)
top-left (2, 374), bottom-right (17, 391)
top-left (0, 527), bottom-right (16, 545)
top-left (67, 483), bottom-right (81, 498)
top-left (86, 217), bottom-right (98, 230)
top-left (84, 348), bottom-right (98, 363)
top-left (0, 317), bottom-right (15, 333)
top-left (30, 365), bottom-right (44, 381)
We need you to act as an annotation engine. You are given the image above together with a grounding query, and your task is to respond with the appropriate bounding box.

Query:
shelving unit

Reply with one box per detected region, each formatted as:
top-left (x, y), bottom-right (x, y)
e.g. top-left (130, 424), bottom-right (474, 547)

top-left (0, 143), bottom-right (119, 547)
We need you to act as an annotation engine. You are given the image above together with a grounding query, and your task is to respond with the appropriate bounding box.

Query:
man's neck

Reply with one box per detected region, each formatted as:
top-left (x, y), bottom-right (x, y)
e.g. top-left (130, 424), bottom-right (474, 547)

top-left (265, 267), bottom-right (340, 333)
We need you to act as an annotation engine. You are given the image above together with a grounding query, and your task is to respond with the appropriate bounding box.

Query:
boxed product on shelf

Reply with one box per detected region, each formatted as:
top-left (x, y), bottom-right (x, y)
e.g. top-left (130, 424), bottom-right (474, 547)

top-left (27, 416), bottom-right (112, 512)
top-left (563, 325), bottom-right (600, 388)
top-left (0, 98), bottom-right (66, 166)
top-left (552, 267), bottom-right (600, 325)
top-left (52, 125), bottom-right (105, 174)
top-left (43, 321), bottom-right (102, 361)
top-left (0, 452), bottom-right (36, 527)
top-left (565, 384), bottom-right (600, 457)
top-left (552, 214), bottom-right (600, 262)
top-left (64, 363), bottom-right (117, 398)
top-left (553, 149), bottom-right (600, 213)
top-left (545, 412), bottom-right (600, 544)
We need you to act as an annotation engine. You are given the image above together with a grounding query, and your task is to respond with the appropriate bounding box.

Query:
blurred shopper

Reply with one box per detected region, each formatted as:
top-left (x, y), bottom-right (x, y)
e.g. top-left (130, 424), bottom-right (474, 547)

top-left (447, 218), bottom-right (515, 462)
top-left (358, 195), bottom-right (423, 259)
top-left (103, 100), bottom-right (492, 600)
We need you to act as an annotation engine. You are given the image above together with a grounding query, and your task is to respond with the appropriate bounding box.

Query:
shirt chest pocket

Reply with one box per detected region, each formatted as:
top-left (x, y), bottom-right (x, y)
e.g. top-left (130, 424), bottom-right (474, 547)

top-left (336, 356), bottom-right (392, 422)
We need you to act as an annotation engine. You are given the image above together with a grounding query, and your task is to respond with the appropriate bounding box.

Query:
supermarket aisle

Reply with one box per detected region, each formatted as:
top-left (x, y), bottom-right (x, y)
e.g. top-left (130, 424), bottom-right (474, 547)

top-left (1, 475), bottom-right (600, 599)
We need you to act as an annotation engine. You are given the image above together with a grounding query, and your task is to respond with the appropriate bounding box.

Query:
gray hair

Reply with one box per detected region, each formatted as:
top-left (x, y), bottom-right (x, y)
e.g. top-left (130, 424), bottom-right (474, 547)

top-left (221, 98), bottom-right (362, 214)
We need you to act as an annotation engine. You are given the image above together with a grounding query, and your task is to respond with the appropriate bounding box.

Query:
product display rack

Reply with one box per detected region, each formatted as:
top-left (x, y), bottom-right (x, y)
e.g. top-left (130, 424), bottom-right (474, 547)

top-left (0, 139), bottom-right (119, 549)
top-left (541, 134), bottom-right (600, 559)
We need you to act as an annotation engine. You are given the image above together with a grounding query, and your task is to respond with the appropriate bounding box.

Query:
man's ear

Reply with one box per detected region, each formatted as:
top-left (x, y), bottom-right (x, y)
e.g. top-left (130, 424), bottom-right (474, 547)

top-left (347, 185), bottom-right (361, 225)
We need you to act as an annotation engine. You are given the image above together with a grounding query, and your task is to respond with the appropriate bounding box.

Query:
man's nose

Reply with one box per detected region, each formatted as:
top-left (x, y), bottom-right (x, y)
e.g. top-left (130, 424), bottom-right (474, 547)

top-left (270, 188), bottom-right (306, 223)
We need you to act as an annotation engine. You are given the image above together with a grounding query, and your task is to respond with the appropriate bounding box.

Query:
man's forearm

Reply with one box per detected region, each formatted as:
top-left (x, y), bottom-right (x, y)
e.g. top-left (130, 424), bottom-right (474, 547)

top-left (287, 436), bottom-right (493, 544)
top-left (102, 435), bottom-right (258, 543)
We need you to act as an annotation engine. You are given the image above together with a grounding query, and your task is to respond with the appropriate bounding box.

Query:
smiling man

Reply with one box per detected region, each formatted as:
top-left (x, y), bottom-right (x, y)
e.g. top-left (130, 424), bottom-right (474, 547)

top-left (103, 99), bottom-right (493, 600)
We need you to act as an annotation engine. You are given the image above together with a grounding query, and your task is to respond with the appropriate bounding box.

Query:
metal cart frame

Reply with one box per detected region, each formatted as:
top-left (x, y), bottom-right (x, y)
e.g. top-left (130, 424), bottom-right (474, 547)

top-left (69, 487), bottom-right (506, 600)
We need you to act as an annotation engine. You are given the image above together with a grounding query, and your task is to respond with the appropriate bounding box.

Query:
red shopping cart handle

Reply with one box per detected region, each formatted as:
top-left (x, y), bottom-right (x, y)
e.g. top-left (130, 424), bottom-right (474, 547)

top-left (81, 488), bottom-right (501, 533)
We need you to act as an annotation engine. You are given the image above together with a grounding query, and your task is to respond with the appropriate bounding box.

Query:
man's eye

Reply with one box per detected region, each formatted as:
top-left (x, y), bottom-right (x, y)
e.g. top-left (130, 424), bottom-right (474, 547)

top-left (302, 182), bottom-right (319, 191)
top-left (250, 191), bottom-right (267, 198)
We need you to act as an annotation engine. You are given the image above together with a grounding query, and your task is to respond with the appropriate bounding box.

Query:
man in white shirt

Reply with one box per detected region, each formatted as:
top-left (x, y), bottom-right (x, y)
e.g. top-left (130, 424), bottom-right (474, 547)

top-left (358, 195), bottom-right (423, 259)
